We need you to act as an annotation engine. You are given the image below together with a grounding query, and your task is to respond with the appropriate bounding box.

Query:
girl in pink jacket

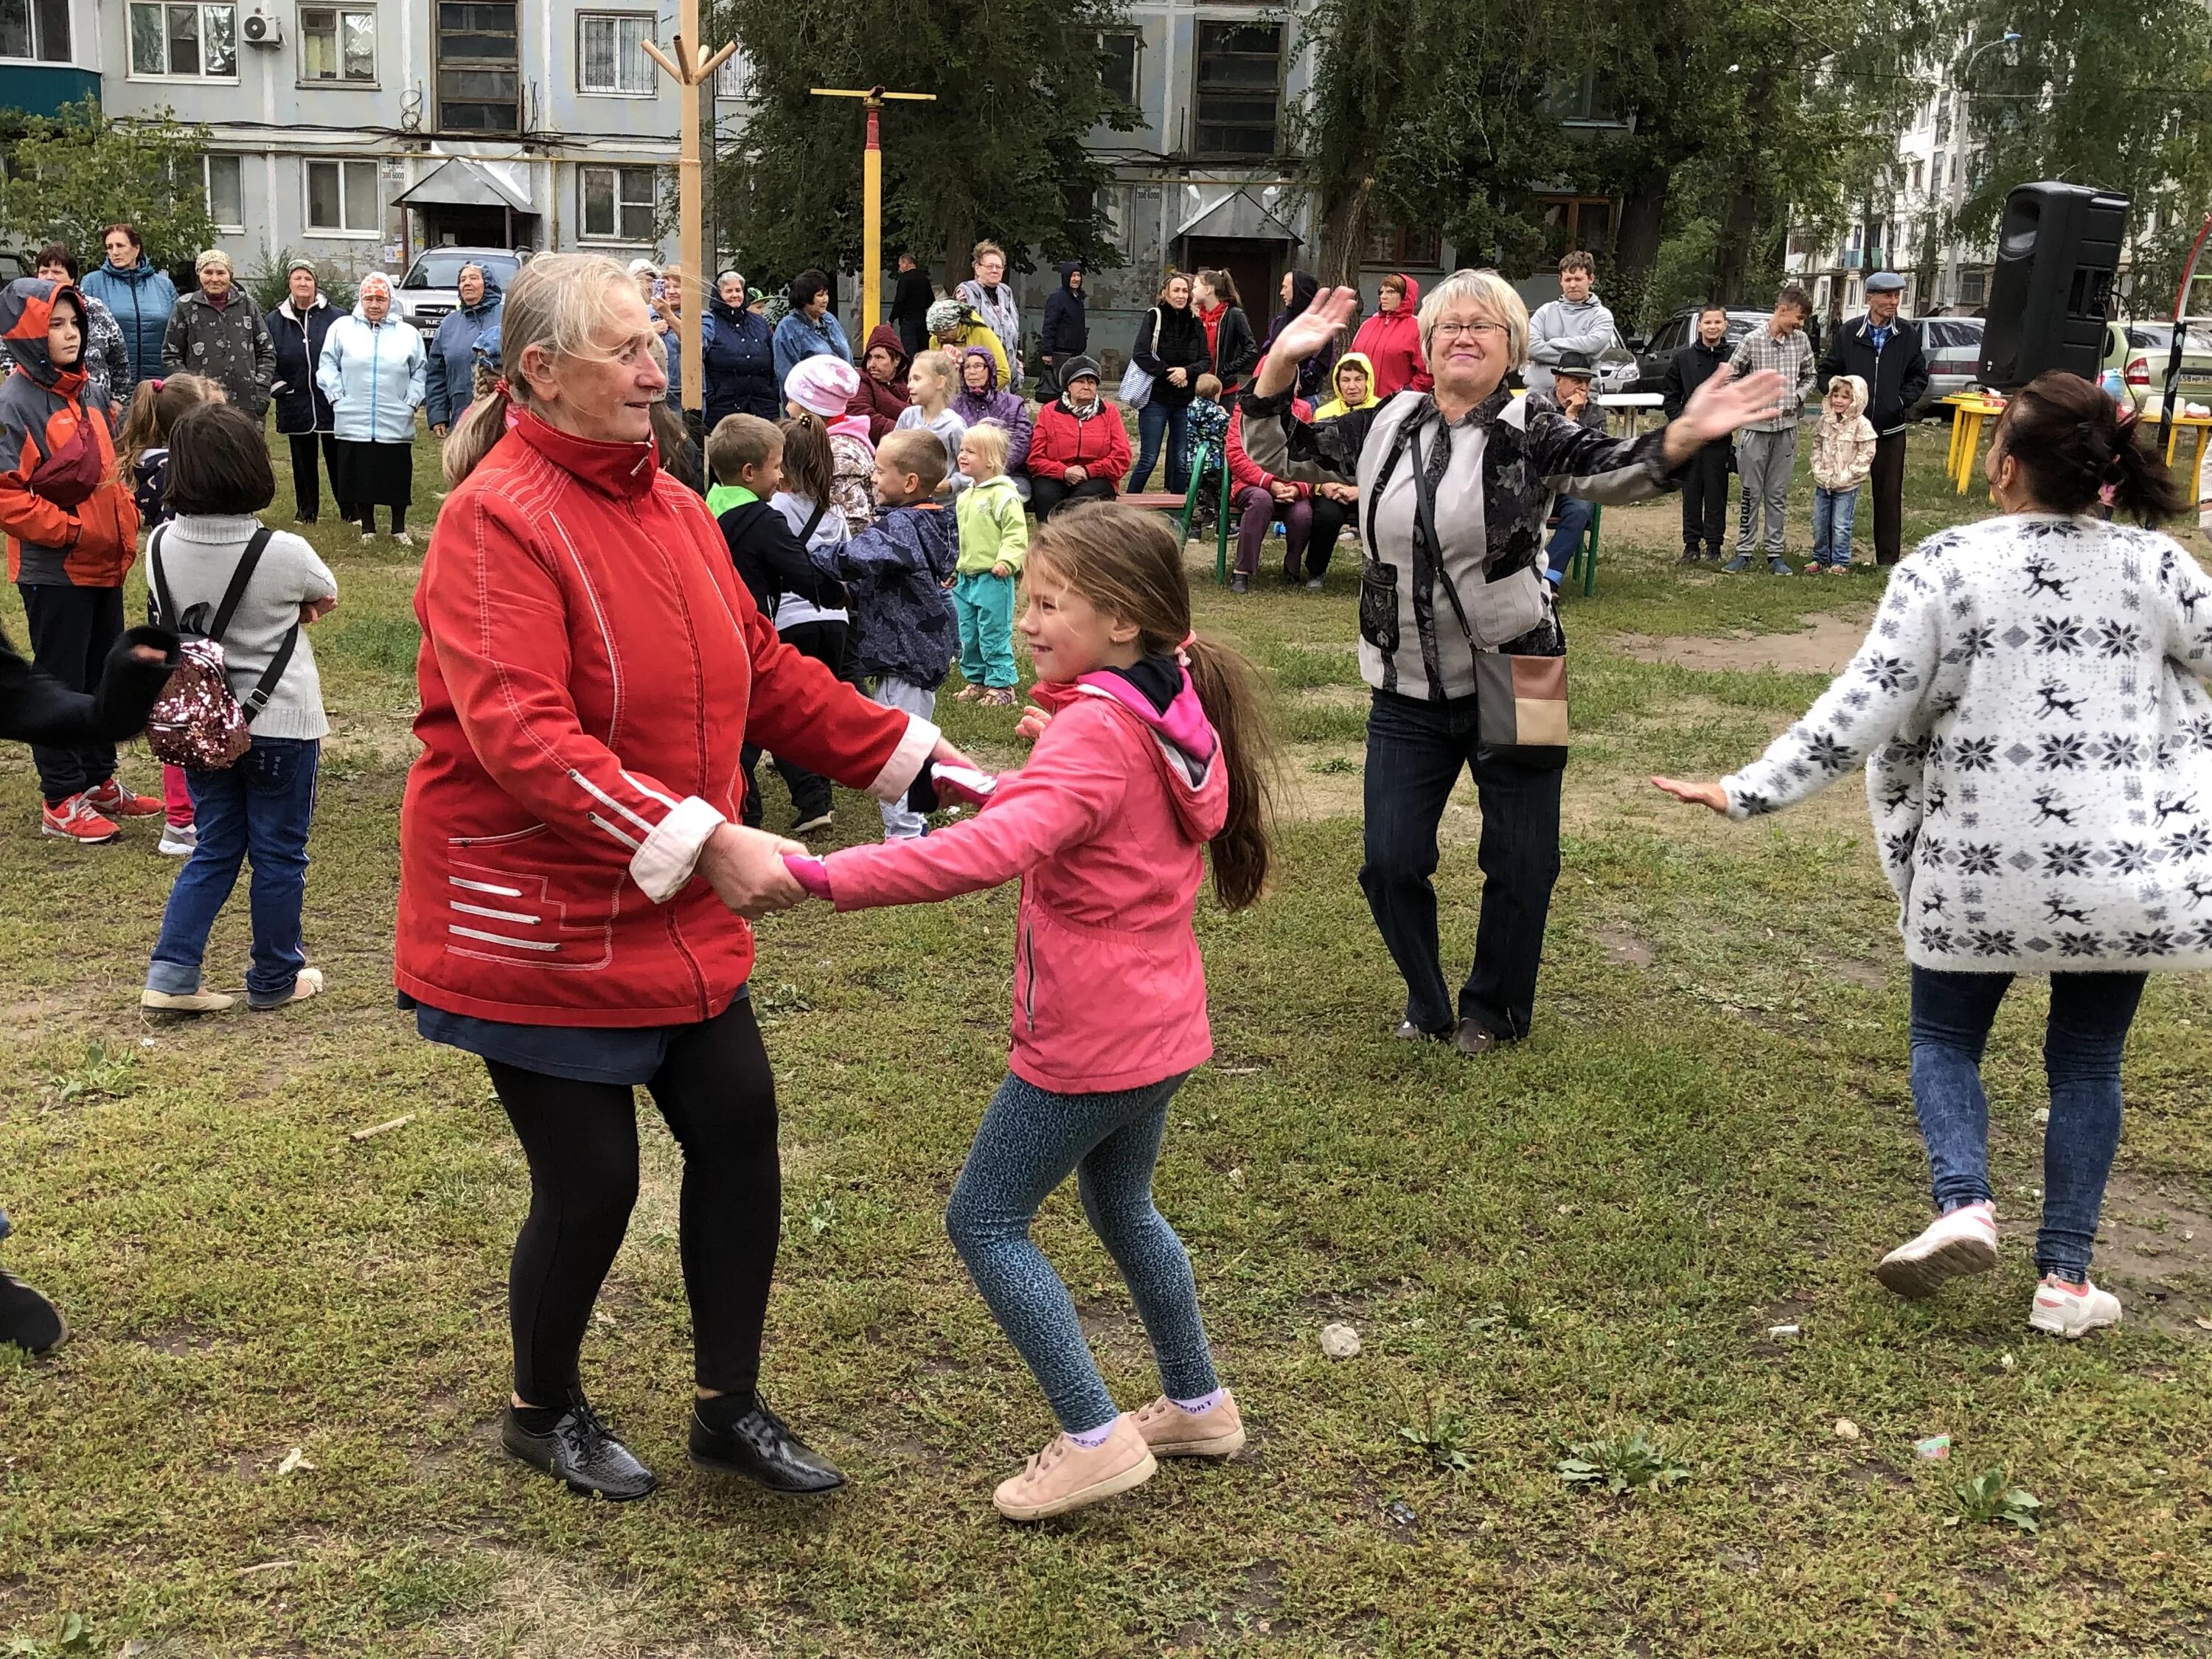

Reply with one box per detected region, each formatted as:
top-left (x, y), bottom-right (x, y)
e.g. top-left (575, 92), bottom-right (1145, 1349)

top-left (786, 504), bottom-right (1277, 1522)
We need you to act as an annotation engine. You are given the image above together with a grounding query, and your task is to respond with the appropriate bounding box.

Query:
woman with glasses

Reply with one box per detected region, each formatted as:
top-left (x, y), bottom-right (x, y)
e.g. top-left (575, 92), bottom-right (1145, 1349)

top-left (1240, 271), bottom-right (1782, 1054)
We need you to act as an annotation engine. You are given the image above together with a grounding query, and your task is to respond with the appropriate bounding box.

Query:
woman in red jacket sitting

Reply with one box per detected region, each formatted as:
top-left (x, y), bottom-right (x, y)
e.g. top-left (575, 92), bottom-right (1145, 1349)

top-left (1026, 354), bottom-right (1130, 521)
top-left (403, 253), bottom-right (967, 1503)
top-left (1224, 402), bottom-right (1356, 594)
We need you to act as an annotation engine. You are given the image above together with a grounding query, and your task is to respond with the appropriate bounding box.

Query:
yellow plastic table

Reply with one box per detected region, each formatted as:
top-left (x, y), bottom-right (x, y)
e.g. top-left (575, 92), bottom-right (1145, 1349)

top-left (2140, 408), bottom-right (2212, 482)
top-left (1943, 393), bottom-right (2008, 493)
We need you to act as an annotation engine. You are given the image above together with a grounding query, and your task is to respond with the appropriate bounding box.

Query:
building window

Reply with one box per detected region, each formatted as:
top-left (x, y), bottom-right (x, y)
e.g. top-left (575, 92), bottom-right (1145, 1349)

top-left (204, 153), bottom-right (243, 229)
top-left (1537, 196), bottom-right (1613, 262)
top-left (1192, 21), bottom-right (1279, 156)
top-left (438, 1), bottom-right (519, 133)
top-left (305, 157), bottom-right (380, 234)
top-left (1959, 268), bottom-right (1988, 307)
top-left (1099, 29), bottom-right (1138, 106)
top-left (1542, 66), bottom-right (1626, 126)
top-left (578, 12), bottom-right (654, 94)
top-left (1910, 159), bottom-right (1924, 192)
top-left (1362, 220), bottom-right (1441, 269)
top-left (580, 164), bottom-right (657, 242)
top-left (299, 5), bottom-right (374, 81)
top-left (128, 1), bottom-right (236, 77)
top-left (0, 0), bottom-right (72, 61)
top-left (714, 48), bottom-right (747, 98)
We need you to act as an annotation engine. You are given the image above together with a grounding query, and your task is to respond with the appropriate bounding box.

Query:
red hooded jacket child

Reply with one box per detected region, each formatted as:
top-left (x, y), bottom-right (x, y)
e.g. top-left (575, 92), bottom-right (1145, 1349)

top-left (0, 279), bottom-right (138, 588)
top-left (847, 322), bottom-right (912, 443)
top-left (1349, 273), bottom-right (1432, 401)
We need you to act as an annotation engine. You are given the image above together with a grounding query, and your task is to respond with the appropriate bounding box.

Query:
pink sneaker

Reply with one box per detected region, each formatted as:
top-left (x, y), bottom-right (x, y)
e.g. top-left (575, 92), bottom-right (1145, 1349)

top-left (1874, 1201), bottom-right (1997, 1299)
top-left (1133, 1390), bottom-right (1245, 1458)
top-left (992, 1416), bottom-right (1156, 1521)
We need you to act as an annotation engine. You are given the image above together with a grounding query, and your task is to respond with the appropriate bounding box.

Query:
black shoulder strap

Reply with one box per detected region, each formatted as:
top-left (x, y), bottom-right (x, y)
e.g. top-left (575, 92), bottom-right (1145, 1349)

top-left (148, 523), bottom-right (179, 631)
top-left (208, 526), bottom-right (277, 644)
top-left (796, 499), bottom-right (829, 547)
top-left (1402, 422), bottom-right (1482, 651)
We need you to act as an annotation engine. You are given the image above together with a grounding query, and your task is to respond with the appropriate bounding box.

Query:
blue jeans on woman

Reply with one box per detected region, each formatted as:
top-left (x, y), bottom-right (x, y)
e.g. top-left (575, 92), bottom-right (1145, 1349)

top-left (147, 737), bottom-right (320, 1006)
top-left (1908, 967), bottom-right (2147, 1283)
top-left (1134, 399), bottom-right (1192, 496)
top-left (944, 1071), bottom-right (1218, 1434)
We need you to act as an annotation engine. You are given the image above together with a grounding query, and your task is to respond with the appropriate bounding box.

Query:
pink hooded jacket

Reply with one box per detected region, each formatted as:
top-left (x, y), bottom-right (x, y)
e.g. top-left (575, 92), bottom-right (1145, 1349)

top-left (821, 667), bottom-right (1229, 1093)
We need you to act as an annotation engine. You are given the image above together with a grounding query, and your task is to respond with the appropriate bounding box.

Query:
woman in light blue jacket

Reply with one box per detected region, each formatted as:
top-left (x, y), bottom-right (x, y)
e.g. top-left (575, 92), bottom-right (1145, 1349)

top-left (316, 274), bottom-right (427, 544)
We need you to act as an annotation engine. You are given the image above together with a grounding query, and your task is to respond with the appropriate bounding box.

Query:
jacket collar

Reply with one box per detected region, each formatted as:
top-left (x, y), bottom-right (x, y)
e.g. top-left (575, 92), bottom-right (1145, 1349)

top-left (512, 407), bottom-right (659, 500)
top-left (278, 296), bottom-right (329, 321)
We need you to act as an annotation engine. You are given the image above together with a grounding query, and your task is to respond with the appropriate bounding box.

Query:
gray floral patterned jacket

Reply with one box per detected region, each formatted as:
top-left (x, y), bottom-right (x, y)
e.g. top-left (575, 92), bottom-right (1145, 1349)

top-left (1724, 514), bottom-right (2212, 971)
top-left (159, 289), bottom-right (275, 422)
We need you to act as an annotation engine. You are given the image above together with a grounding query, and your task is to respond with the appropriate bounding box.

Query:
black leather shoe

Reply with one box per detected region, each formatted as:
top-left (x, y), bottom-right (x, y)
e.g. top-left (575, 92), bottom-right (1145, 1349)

top-left (689, 1397), bottom-right (845, 1493)
top-left (0, 1267), bottom-right (66, 1354)
top-left (1394, 1020), bottom-right (1452, 1042)
top-left (1452, 1019), bottom-right (1503, 1057)
top-left (500, 1398), bottom-right (657, 1501)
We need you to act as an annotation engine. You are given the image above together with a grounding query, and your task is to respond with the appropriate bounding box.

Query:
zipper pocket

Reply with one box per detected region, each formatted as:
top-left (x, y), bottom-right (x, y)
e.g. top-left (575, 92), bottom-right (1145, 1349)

top-left (1020, 919), bottom-right (1037, 1032)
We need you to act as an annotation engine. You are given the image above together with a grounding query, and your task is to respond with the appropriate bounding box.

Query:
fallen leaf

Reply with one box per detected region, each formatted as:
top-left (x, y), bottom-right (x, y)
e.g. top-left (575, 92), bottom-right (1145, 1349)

top-left (275, 1447), bottom-right (315, 1477)
top-left (1833, 1418), bottom-right (1861, 1441)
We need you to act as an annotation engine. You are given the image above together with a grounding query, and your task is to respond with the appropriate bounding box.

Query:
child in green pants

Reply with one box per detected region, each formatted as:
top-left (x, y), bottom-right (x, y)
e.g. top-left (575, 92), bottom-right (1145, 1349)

top-left (952, 421), bottom-right (1028, 707)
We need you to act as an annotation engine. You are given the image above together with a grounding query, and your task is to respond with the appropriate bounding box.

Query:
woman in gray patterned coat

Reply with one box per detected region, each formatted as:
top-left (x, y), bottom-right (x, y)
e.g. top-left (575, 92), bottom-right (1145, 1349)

top-left (159, 250), bottom-right (274, 424)
top-left (1655, 371), bottom-right (2200, 1340)
top-left (1242, 272), bottom-right (1781, 1054)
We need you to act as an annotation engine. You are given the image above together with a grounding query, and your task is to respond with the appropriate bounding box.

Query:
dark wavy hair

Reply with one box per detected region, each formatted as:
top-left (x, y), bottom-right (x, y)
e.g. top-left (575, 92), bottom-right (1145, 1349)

top-left (1994, 371), bottom-right (2188, 526)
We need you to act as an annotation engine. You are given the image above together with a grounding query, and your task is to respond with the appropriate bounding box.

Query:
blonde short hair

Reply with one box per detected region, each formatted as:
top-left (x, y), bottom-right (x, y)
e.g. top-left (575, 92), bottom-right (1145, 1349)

top-left (1418, 269), bottom-right (1529, 372)
top-left (972, 240), bottom-right (1006, 267)
top-left (959, 420), bottom-right (1009, 476)
top-left (909, 347), bottom-right (955, 387)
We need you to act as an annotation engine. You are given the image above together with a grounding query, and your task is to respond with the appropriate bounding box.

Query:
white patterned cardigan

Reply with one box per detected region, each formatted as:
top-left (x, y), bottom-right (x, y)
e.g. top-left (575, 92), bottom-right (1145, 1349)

top-left (1722, 514), bottom-right (2212, 972)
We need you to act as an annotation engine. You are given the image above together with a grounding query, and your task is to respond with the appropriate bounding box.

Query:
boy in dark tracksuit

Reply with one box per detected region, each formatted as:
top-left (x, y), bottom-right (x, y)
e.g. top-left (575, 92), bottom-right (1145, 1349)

top-left (0, 615), bottom-right (178, 1352)
top-left (1664, 303), bottom-right (1736, 563)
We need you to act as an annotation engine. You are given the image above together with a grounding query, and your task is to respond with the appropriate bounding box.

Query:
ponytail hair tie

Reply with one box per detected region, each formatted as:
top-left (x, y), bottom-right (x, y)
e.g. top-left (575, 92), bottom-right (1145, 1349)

top-left (1176, 629), bottom-right (1197, 669)
top-left (2116, 406), bottom-right (2141, 430)
top-left (146, 378), bottom-right (164, 393)
top-left (493, 377), bottom-right (511, 398)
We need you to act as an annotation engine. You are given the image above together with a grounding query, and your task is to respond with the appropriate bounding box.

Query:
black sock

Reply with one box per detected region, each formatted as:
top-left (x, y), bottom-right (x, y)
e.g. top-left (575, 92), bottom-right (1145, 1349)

top-left (694, 1388), bottom-right (759, 1431)
top-left (509, 1400), bottom-right (569, 1436)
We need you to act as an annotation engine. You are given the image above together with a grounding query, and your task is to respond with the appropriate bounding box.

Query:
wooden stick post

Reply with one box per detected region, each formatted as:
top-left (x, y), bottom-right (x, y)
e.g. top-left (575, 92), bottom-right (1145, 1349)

top-left (807, 86), bottom-right (936, 327)
top-left (641, 7), bottom-right (736, 414)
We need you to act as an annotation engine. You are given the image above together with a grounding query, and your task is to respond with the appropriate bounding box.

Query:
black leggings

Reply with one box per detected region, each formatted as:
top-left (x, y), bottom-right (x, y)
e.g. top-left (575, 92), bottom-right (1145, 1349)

top-left (358, 503), bottom-right (407, 535)
top-left (485, 998), bottom-right (782, 1403)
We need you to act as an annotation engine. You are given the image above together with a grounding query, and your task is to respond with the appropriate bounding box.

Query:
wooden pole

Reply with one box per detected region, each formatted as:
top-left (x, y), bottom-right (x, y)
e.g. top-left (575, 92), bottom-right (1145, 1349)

top-left (642, 27), bottom-right (737, 417)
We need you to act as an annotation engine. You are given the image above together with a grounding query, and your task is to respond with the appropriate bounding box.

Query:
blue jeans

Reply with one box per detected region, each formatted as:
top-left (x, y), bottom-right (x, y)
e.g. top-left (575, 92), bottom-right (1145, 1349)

top-left (1908, 967), bottom-right (2146, 1282)
top-left (945, 1071), bottom-right (1217, 1433)
top-left (1363, 688), bottom-right (1562, 1040)
top-left (953, 571), bottom-right (1018, 689)
top-left (147, 737), bottom-right (320, 1005)
top-left (1544, 498), bottom-right (1596, 584)
top-left (1812, 484), bottom-right (1860, 567)
top-left (1134, 399), bottom-right (1191, 495)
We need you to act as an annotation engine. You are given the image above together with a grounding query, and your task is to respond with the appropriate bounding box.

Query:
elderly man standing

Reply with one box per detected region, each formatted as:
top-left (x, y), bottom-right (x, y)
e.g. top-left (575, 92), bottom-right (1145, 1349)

top-left (1723, 285), bottom-right (1817, 574)
top-left (161, 250), bottom-right (274, 423)
top-left (1818, 271), bottom-right (1929, 566)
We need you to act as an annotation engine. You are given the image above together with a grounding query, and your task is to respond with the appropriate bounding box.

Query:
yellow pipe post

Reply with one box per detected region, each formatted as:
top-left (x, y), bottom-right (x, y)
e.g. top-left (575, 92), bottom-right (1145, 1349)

top-left (809, 86), bottom-right (936, 329)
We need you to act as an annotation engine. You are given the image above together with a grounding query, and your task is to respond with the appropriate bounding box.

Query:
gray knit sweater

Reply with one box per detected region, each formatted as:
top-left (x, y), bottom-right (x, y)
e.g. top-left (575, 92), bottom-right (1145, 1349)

top-left (1723, 513), bottom-right (2212, 972)
top-left (148, 514), bottom-right (337, 740)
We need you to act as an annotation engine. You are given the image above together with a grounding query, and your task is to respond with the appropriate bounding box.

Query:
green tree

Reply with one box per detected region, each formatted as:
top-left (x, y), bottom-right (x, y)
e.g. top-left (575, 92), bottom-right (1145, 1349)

top-left (1944, 0), bottom-right (2212, 312)
top-left (0, 98), bottom-right (217, 274)
top-left (710, 0), bottom-right (1138, 295)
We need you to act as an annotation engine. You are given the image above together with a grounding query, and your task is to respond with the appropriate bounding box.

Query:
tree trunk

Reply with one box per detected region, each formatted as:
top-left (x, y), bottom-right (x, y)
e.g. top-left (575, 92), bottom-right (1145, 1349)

top-left (1315, 175), bottom-right (1374, 291)
top-left (940, 211), bottom-right (973, 296)
top-left (1711, 189), bottom-right (1761, 303)
top-left (1611, 161), bottom-right (1670, 333)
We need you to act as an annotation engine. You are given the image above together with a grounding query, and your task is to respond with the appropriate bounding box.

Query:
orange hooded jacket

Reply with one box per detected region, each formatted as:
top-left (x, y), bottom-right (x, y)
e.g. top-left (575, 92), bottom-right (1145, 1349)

top-left (0, 278), bottom-right (139, 588)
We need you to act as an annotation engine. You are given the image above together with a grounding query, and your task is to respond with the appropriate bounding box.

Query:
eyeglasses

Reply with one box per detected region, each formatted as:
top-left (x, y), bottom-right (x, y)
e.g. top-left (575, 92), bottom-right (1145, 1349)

top-left (1432, 320), bottom-right (1508, 341)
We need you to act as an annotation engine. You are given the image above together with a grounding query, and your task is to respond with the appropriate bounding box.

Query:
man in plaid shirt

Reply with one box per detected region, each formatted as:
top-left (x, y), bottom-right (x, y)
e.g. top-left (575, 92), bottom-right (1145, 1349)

top-left (1723, 285), bottom-right (1817, 572)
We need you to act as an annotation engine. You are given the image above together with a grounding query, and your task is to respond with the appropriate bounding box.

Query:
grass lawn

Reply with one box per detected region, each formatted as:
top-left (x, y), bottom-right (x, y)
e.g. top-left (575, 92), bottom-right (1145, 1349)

top-left (2, 419), bottom-right (2209, 1657)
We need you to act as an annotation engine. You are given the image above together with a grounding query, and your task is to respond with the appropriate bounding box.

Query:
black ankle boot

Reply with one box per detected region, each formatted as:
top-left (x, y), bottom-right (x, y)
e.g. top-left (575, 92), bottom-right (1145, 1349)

top-left (0, 1267), bottom-right (66, 1354)
top-left (689, 1394), bottom-right (844, 1493)
top-left (500, 1395), bottom-right (657, 1500)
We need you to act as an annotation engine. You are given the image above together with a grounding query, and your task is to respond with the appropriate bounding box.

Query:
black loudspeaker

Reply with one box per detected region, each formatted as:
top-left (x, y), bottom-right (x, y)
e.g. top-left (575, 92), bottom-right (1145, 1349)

top-left (1978, 182), bottom-right (2130, 389)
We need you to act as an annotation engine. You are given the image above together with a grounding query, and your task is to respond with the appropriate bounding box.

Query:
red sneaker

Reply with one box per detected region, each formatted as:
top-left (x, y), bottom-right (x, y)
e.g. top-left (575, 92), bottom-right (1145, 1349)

top-left (41, 794), bottom-right (120, 844)
top-left (81, 778), bottom-right (164, 818)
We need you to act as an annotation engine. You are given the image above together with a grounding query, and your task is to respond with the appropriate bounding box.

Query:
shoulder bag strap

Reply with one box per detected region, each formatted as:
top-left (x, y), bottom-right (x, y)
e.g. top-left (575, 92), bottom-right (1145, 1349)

top-left (1403, 422), bottom-right (1482, 651)
top-left (797, 500), bottom-right (829, 547)
top-left (208, 526), bottom-right (300, 723)
top-left (147, 522), bottom-right (180, 631)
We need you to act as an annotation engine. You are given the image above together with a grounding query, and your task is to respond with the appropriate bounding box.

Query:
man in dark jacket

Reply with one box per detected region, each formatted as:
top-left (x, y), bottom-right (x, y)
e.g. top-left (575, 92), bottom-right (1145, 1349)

top-left (161, 250), bottom-right (274, 422)
top-left (1818, 271), bottom-right (1928, 566)
top-left (1037, 262), bottom-right (1087, 399)
top-left (890, 250), bottom-right (935, 362)
top-left (267, 260), bottom-right (339, 523)
top-left (0, 613), bottom-right (175, 1354)
top-left (1663, 302), bottom-right (1737, 563)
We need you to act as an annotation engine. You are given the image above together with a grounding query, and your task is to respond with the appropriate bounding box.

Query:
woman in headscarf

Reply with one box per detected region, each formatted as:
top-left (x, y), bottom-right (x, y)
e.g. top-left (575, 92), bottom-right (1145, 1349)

top-left (950, 346), bottom-right (1033, 498)
top-left (703, 270), bottom-right (778, 426)
top-left (160, 249), bottom-right (274, 422)
top-left (846, 324), bottom-right (911, 444)
top-left (427, 262), bottom-right (504, 437)
top-left (1262, 269), bottom-right (1338, 404)
top-left (316, 272), bottom-right (427, 545)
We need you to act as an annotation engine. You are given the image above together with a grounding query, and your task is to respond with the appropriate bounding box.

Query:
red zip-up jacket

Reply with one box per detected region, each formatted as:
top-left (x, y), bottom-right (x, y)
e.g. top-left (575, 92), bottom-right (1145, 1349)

top-left (397, 409), bottom-right (935, 1026)
top-left (1226, 406), bottom-right (1310, 499)
top-left (1026, 397), bottom-right (1132, 487)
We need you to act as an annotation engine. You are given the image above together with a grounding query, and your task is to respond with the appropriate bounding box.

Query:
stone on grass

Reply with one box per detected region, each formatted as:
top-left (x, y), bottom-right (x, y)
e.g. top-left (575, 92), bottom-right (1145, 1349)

top-left (1320, 1322), bottom-right (1362, 1360)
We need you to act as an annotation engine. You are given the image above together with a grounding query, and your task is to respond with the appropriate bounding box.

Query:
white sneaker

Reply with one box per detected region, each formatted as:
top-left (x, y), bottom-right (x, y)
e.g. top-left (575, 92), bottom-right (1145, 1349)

top-left (157, 822), bottom-right (198, 857)
top-left (2028, 1274), bottom-right (2122, 1339)
top-left (1874, 1201), bottom-right (1997, 1299)
top-left (391, 530), bottom-right (414, 548)
top-left (360, 528), bottom-right (376, 544)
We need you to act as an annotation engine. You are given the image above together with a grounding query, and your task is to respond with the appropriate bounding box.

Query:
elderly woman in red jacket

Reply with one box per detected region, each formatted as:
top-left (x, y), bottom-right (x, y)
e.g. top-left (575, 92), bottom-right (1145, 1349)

top-left (404, 253), bottom-right (964, 1503)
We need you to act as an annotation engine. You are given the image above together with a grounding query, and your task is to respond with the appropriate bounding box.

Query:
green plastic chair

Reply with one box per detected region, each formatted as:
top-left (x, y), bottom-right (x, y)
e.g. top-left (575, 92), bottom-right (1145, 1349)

top-left (1562, 503), bottom-right (1604, 597)
top-left (1172, 437), bottom-right (1235, 585)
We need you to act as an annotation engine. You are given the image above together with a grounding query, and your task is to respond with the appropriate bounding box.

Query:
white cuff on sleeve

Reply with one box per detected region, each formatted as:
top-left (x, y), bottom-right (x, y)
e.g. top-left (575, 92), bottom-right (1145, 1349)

top-left (628, 795), bottom-right (726, 903)
top-left (866, 714), bottom-right (940, 803)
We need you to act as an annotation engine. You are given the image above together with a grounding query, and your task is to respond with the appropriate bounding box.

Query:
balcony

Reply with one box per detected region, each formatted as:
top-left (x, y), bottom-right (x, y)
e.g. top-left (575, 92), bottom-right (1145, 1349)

top-left (0, 64), bottom-right (99, 117)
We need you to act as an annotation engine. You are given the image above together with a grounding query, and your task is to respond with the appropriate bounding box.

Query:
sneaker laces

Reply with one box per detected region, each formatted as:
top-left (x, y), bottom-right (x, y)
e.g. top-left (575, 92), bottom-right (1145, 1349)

top-left (559, 1397), bottom-right (613, 1457)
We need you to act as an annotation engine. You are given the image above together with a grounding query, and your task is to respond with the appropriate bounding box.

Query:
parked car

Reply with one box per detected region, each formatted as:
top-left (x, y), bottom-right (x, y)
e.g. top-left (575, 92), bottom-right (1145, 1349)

top-left (2101, 321), bottom-right (2212, 415)
top-left (1631, 309), bottom-right (1770, 395)
top-left (394, 246), bottom-right (526, 338)
top-left (1915, 316), bottom-right (1985, 416)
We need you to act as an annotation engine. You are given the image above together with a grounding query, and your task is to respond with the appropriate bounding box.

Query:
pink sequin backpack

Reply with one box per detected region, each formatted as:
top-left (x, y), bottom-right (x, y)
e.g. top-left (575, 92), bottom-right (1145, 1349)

top-left (145, 523), bottom-right (297, 770)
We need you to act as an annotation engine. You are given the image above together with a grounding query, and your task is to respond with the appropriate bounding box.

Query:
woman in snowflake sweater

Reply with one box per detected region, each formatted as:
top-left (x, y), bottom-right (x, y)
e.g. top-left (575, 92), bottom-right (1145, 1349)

top-left (1655, 372), bottom-right (2201, 1340)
